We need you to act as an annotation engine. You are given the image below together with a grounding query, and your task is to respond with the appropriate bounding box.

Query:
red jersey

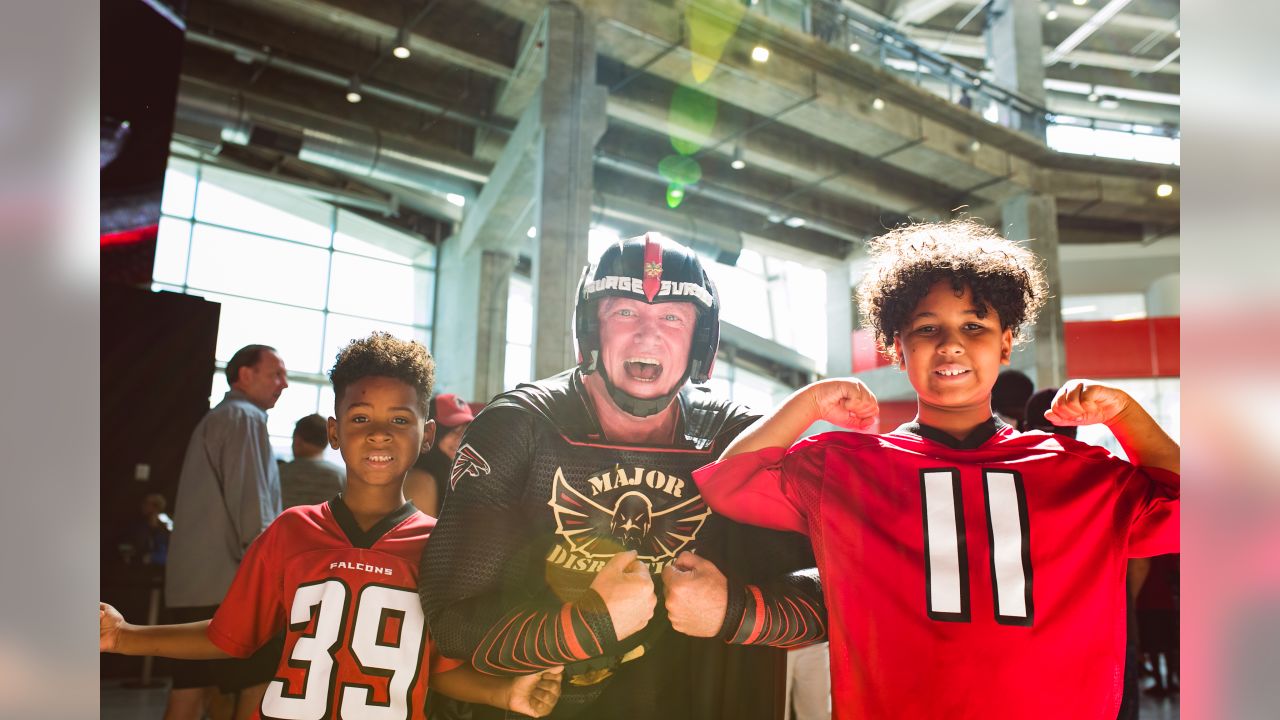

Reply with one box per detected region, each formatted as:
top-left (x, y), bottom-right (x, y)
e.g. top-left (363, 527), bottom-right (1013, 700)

top-left (692, 422), bottom-right (1179, 720)
top-left (208, 498), bottom-right (460, 720)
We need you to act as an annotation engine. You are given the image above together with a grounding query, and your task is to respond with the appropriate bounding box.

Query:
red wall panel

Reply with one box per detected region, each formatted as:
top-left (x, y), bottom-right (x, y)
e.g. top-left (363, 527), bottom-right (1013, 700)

top-left (1064, 317), bottom-right (1179, 379)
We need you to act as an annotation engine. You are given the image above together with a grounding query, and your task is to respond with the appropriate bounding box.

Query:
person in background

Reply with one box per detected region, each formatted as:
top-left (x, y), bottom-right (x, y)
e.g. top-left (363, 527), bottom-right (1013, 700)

top-left (992, 369), bottom-right (1034, 429)
top-left (405, 394), bottom-right (475, 517)
top-left (1023, 387), bottom-right (1078, 439)
top-left (279, 413), bottom-right (345, 509)
top-left (164, 344), bottom-right (289, 720)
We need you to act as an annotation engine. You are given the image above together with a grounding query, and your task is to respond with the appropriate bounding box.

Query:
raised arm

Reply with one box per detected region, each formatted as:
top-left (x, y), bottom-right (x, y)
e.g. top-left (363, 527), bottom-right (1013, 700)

top-left (419, 408), bottom-right (652, 675)
top-left (99, 603), bottom-right (230, 660)
top-left (1045, 380), bottom-right (1179, 474)
top-left (721, 379), bottom-right (878, 460)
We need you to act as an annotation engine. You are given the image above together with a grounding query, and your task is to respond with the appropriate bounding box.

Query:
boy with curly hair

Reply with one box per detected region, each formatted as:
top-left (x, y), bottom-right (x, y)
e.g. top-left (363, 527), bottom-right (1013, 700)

top-left (691, 220), bottom-right (1179, 719)
top-left (102, 332), bottom-right (563, 719)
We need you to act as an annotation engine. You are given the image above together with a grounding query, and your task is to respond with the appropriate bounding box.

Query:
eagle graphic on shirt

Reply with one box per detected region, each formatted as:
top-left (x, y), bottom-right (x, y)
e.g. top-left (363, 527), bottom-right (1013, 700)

top-left (548, 467), bottom-right (712, 564)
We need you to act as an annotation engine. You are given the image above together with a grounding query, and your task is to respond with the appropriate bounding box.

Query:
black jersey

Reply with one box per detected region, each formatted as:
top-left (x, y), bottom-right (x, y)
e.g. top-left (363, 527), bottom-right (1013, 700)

top-left (420, 370), bottom-right (825, 720)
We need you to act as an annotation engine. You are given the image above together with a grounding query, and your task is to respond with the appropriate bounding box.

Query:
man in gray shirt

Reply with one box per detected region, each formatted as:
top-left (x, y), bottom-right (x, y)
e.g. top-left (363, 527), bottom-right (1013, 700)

top-left (164, 344), bottom-right (288, 720)
top-left (280, 413), bottom-right (345, 508)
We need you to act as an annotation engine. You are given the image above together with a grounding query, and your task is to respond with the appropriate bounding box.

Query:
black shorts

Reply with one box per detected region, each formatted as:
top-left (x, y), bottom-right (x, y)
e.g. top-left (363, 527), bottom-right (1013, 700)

top-left (164, 605), bottom-right (284, 692)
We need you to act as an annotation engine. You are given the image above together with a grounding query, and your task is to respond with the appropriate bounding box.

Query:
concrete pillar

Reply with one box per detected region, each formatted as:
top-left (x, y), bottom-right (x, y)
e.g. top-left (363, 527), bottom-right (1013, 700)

top-left (434, 241), bottom-right (516, 403)
top-left (987, 0), bottom-right (1047, 140)
top-left (1002, 193), bottom-right (1064, 388)
top-left (531, 1), bottom-right (608, 378)
top-left (1146, 273), bottom-right (1179, 317)
top-left (824, 261), bottom-right (855, 377)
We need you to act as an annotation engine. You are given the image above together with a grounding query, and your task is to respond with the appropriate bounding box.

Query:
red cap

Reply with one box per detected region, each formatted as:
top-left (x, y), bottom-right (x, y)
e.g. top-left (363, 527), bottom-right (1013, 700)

top-left (433, 394), bottom-right (475, 427)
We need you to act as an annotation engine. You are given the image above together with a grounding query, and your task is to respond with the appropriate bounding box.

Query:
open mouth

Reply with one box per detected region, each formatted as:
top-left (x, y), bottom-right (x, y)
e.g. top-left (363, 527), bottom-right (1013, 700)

top-left (366, 454), bottom-right (394, 466)
top-left (934, 366), bottom-right (970, 378)
top-left (623, 357), bottom-right (663, 382)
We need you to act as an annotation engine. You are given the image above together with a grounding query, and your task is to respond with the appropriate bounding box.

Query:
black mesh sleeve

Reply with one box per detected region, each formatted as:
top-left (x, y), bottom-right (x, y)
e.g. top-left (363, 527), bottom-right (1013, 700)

top-left (720, 567), bottom-right (827, 648)
top-left (418, 407), bottom-right (616, 675)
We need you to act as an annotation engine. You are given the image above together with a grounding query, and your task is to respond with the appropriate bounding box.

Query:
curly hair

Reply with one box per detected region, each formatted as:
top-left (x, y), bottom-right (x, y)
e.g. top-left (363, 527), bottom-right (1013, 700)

top-left (328, 332), bottom-right (435, 415)
top-left (856, 219), bottom-right (1047, 362)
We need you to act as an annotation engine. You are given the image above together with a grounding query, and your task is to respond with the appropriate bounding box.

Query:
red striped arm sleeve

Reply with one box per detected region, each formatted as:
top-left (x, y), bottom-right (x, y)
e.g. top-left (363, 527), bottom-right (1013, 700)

top-left (720, 568), bottom-right (827, 648)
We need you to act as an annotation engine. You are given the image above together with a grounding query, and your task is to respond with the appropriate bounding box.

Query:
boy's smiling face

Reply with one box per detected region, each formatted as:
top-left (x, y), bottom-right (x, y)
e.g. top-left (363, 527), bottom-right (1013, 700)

top-left (893, 280), bottom-right (1013, 429)
top-left (328, 376), bottom-right (436, 490)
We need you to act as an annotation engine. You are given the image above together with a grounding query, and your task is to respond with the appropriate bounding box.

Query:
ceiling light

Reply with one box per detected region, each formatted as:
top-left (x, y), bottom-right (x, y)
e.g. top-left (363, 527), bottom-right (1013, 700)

top-left (1087, 88), bottom-right (1100, 102)
top-left (670, 187), bottom-right (685, 199)
top-left (345, 76), bottom-right (363, 104)
top-left (392, 28), bottom-right (411, 59)
top-left (446, 193), bottom-right (466, 207)
top-left (967, 139), bottom-right (982, 153)
top-left (1072, 0), bottom-right (1087, 5)
top-left (1098, 95), bottom-right (1119, 110)
top-left (751, 45), bottom-right (770, 63)
top-left (527, 226), bottom-right (537, 238)
top-left (783, 216), bottom-right (807, 228)
top-left (871, 97), bottom-right (886, 111)
top-left (848, 42), bottom-right (862, 52)
top-left (1045, 9), bottom-right (1059, 20)
top-left (730, 145), bottom-right (746, 170)
top-left (1156, 183), bottom-right (1173, 197)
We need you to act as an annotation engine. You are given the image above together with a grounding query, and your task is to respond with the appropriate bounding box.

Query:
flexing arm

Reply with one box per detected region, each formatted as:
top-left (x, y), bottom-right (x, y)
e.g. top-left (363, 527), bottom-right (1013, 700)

top-left (99, 603), bottom-right (230, 660)
top-left (1045, 380), bottom-right (1179, 474)
top-left (420, 408), bottom-right (650, 676)
top-left (721, 379), bottom-right (878, 460)
top-left (1046, 380), bottom-right (1179, 556)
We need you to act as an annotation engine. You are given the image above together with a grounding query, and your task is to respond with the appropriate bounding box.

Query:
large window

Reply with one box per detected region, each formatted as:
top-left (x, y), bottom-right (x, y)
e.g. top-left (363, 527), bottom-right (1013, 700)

top-left (153, 158), bottom-right (436, 459)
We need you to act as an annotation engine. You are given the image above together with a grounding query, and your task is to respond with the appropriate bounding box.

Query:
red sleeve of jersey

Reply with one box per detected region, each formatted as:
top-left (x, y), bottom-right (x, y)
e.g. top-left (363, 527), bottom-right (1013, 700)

top-left (207, 515), bottom-right (286, 658)
top-left (692, 444), bottom-right (818, 535)
top-left (1124, 464), bottom-right (1180, 557)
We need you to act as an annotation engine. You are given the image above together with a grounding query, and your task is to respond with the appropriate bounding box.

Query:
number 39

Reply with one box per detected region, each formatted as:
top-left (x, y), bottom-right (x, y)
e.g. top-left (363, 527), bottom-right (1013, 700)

top-left (261, 580), bottom-right (424, 720)
top-left (920, 468), bottom-right (1034, 627)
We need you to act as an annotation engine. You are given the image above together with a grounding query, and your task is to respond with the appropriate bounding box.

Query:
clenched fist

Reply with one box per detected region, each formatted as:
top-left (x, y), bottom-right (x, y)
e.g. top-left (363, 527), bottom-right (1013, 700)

top-left (661, 551), bottom-right (728, 638)
top-left (805, 378), bottom-right (879, 431)
top-left (1043, 380), bottom-right (1133, 428)
top-left (505, 666), bottom-right (564, 718)
top-left (588, 550), bottom-right (657, 642)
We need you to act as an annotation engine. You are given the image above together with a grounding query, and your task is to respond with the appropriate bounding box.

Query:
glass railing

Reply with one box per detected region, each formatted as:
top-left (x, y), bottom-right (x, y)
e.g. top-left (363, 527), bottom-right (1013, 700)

top-left (754, 0), bottom-right (1180, 164)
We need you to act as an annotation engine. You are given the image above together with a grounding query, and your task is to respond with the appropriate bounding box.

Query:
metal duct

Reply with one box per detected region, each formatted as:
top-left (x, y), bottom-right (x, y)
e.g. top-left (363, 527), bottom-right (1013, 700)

top-left (186, 30), bottom-right (514, 136)
top-left (594, 153), bottom-right (865, 246)
top-left (174, 77), bottom-right (491, 202)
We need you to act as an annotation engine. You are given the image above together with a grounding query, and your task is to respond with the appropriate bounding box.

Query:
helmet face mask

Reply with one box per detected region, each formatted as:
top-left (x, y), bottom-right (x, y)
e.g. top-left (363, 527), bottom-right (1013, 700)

top-left (574, 233), bottom-right (720, 417)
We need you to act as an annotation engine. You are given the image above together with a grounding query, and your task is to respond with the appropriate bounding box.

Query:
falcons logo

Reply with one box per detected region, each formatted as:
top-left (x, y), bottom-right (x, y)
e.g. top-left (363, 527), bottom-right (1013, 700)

top-left (547, 468), bottom-right (711, 563)
top-left (450, 444), bottom-right (490, 490)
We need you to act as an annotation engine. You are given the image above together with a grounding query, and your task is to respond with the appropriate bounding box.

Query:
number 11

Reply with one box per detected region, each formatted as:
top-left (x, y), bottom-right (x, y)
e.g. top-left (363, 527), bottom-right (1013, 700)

top-left (920, 468), bottom-right (1034, 627)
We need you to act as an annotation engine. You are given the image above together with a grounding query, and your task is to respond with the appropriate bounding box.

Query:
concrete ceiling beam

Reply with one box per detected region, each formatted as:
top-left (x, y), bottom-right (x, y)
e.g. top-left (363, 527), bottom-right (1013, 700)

top-left (222, 0), bottom-right (515, 80)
